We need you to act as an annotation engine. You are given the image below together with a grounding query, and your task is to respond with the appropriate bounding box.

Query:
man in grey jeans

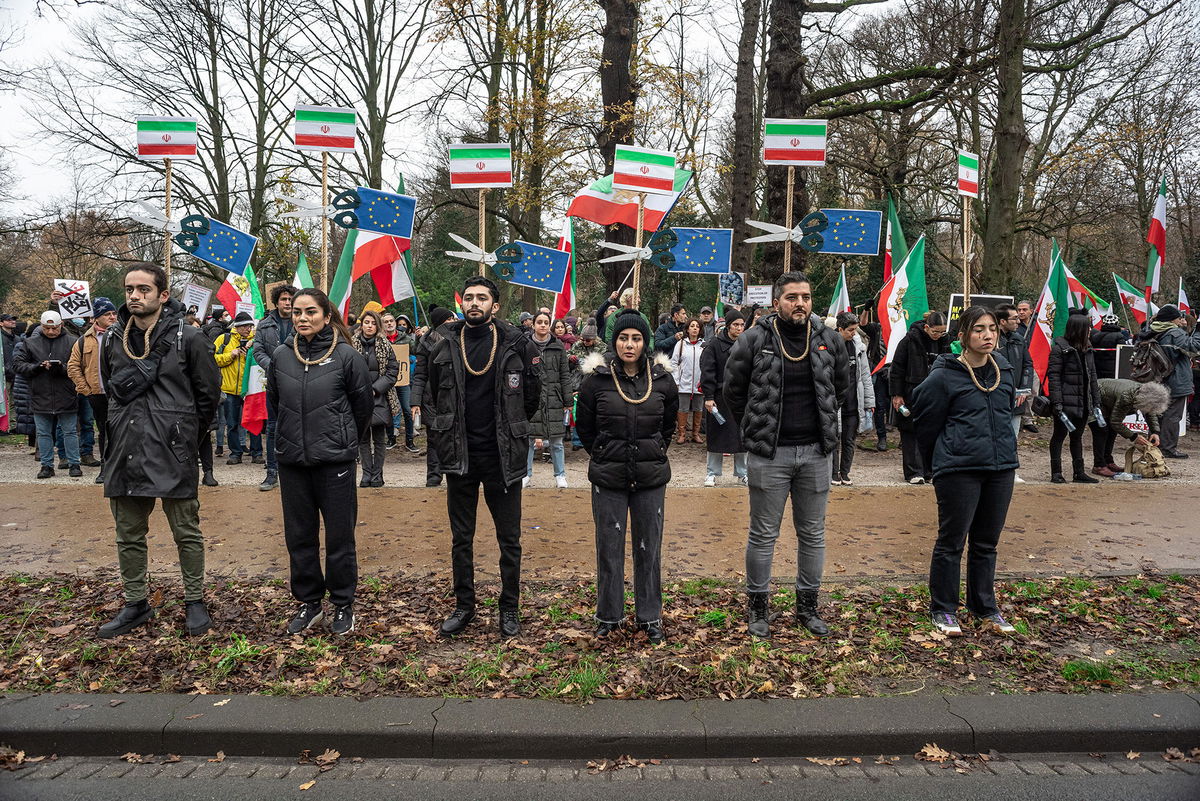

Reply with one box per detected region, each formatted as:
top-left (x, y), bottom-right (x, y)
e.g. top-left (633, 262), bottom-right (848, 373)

top-left (723, 271), bottom-right (849, 638)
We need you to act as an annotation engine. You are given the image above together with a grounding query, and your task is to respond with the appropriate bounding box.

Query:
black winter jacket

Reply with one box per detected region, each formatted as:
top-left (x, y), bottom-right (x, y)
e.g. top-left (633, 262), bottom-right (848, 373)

top-left (100, 300), bottom-right (222, 498)
top-left (1047, 336), bottom-right (1101, 420)
top-left (997, 330), bottom-right (1035, 410)
top-left (1090, 325), bottom-right (1127, 381)
top-left (267, 326), bottom-right (374, 467)
top-left (723, 313), bottom-right (850, 458)
top-left (409, 323), bottom-right (450, 409)
top-left (12, 328), bottom-right (79, 415)
top-left (912, 353), bottom-right (1019, 480)
top-left (355, 334), bottom-right (400, 427)
top-left (528, 335), bottom-right (572, 439)
top-left (698, 329), bottom-right (743, 454)
top-left (9, 339), bottom-right (34, 435)
top-left (888, 320), bottom-right (949, 431)
top-left (1, 328), bottom-right (15, 374)
top-left (252, 309), bottom-right (293, 375)
top-left (201, 319), bottom-right (229, 343)
top-left (653, 320), bottom-right (685, 356)
top-left (424, 320), bottom-right (540, 485)
top-left (575, 353), bottom-right (678, 491)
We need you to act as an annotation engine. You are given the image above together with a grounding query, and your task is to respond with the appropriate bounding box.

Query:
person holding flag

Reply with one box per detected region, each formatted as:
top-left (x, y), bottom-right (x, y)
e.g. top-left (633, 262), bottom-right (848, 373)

top-left (214, 312), bottom-right (262, 466)
top-left (252, 284), bottom-right (295, 491)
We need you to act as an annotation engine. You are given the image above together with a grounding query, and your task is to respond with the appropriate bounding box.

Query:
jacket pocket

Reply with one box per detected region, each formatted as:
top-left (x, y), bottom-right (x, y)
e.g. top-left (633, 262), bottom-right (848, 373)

top-left (509, 418), bottom-right (529, 439)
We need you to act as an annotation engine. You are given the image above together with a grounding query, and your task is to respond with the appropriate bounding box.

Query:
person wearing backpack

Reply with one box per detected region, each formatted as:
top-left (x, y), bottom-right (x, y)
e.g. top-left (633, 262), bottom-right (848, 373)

top-left (1047, 313), bottom-right (1102, 483)
top-left (1145, 305), bottom-right (1200, 458)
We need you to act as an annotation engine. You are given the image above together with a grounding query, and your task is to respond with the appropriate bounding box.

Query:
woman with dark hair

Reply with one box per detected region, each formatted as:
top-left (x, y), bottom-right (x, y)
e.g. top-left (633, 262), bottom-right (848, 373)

top-left (700, 309), bottom-right (746, 485)
top-left (352, 310), bottom-right (400, 488)
top-left (525, 310), bottom-right (572, 488)
top-left (575, 311), bottom-right (678, 643)
top-left (1047, 313), bottom-right (1102, 484)
top-left (890, 311), bottom-right (949, 483)
top-left (912, 305), bottom-right (1018, 636)
top-left (553, 318), bottom-right (577, 349)
top-left (267, 288), bottom-right (373, 636)
top-left (669, 317), bottom-right (705, 444)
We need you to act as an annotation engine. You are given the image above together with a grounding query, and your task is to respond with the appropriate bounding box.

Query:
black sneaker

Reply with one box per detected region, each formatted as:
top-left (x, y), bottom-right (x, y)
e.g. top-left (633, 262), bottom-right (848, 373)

top-left (215, 446), bottom-right (224, 457)
top-left (259, 471), bottom-right (278, 491)
top-left (69, 464), bottom-right (83, 477)
top-left (286, 602), bottom-right (324, 635)
top-left (637, 621), bottom-right (665, 644)
top-left (58, 459), bottom-right (68, 469)
top-left (404, 442), bottom-right (420, 454)
top-left (440, 608), bottom-right (475, 636)
top-left (36, 466), bottom-right (54, 479)
top-left (330, 605), bottom-right (354, 636)
top-left (385, 439), bottom-right (396, 450)
top-left (499, 609), bottom-right (521, 638)
top-left (226, 454), bottom-right (243, 465)
top-left (1163, 450), bottom-right (1189, 459)
top-left (595, 621), bottom-right (622, 637)
top-left (251, 455), bottom-right (264, 464)
top-left (1022, 423), bottom-right (1039, 434)
top-left (185, 601), bottom-right (212, 636)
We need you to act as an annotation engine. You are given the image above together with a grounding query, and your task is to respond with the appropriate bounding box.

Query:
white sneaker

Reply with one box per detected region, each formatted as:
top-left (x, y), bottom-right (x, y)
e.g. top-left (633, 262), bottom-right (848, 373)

top-left (555, 475), bottom-right (568, 489)
top-left (931, 612), bottom-right (963, 636)
top-left (521, 476), bottom-right (530, 489)
top-left (830, 478), bottom-right (842, 486)
top-left (704, 475), bottom-right (716, 487)
top-left (908, 476), bottom-right (925, 485)
top-left (1014, 474), bottom-right (1026, 484)
top-left (737, 475), bottom-right (748, 486)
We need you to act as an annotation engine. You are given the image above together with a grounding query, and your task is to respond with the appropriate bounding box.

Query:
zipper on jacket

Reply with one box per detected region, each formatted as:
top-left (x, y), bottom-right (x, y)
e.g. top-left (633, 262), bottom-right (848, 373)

top-left (300, 344), bottom-right (310, 464)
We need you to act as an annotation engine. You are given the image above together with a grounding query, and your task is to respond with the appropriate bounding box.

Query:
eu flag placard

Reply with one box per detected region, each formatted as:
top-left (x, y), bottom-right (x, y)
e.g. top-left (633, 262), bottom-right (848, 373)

top-left (354, 187), bottom-right (416, 240)
top-left (817, 209), bottom-right (883, 256)
top-left (667, 228), bottom-right (733, 274)
top-left (182, 218), bottom-right (258, 276)
top-left (504, 241), bottom-right (572, 292)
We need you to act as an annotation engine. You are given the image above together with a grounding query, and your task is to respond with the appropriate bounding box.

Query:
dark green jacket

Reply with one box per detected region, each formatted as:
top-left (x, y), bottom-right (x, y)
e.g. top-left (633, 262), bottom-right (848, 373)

top-left (1098, 378), bottom-right (1160, 440)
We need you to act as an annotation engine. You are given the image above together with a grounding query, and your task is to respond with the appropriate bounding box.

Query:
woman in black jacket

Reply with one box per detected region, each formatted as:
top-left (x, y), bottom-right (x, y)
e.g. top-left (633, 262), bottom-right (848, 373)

top-left (575, 311), bottom-right (679, 644)
top-left (267, 289), bottom-right (373, 636)
top-left (912, 306), bottom-right (1018, 636)
top-left (889, 313), bottom-right (949, 483)
top-left (352, 310), bottom-right (400, 488)
top-left (699, 309), bottom-right (746, 485)
top-left (1047, 313), bottom-right (1102, 484)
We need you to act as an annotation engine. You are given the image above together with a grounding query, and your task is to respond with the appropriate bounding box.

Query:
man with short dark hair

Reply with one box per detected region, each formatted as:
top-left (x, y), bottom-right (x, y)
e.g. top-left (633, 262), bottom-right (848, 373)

top-left (996, 304), bottom-right (1035, 483)
top-left (416, 277), bottom-right (540, 638)
top-left (724, 271), bottom-right (849, 640)
top-left (654, 303), bottom-right (688, 356)
top-left (252, 284), bottom-right (294, 490)
top-left (13, 310), bottom-right (81, 478)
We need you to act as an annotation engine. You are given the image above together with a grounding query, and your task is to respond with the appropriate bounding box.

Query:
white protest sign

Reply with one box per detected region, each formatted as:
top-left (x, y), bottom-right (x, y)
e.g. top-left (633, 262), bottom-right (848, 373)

top-left (234, 301), bottom-right (258, 322)
top-left (53, 279), bottom-right (92, 318)
top-left (181, 284), bottom-right (213, 319)
top-left (745, 284), bottom-right (772, 306)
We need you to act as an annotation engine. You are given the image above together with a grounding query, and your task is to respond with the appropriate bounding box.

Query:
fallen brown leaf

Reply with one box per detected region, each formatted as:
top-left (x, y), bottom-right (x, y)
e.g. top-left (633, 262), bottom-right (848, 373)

top-left (1126, 751), bottom-right (1140, 760)
top-left (163, 755), bottom-right (180, 764)
top-left (917, 744), bottom-right (952, 763)
top-left (208, 751), bottom-right (225, 763)
top-left (299, 780), bottom-right (316, 790)
top-left (212, 699), bottom-right (231, 707)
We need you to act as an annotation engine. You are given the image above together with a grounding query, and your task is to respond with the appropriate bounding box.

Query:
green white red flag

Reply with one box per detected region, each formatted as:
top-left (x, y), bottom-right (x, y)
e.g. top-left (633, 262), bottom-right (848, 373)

top-left (328, 229), bottom-right (406, 319)
top-left (1029, 239), bottom-right (1071, 383)
top-left (884, 195), bottom-right (907, 283)
top-left (449, 143), bottom-right (513, 189)
top-left (234, 266), bottom-right (268, 435)
top-left (368, 175), bottom-right (417, 306)
top-left (1144, 177), bottom-right (1166, 302)
top-left (1063, 265), bottom-right (1111, 328)
top-left (827, 264), bottom-right (850, 317)
top-left (136, 116), bottom-right (198, 159)
top-left (292, 252), bottom-right (314, 290)
top-left (874, 235), bottom-right (930, 372)
top-left (1179, 277), bottom-right (1191, 316)
top-left (553, 217), bottom-right (575, 321)
top-left (957, 150), bottom-right (979, 197)
top-left (762, 119), bottom-right (827, 166)
top-left (293, 105), bottom-right (356, 152)
top-left (612, 146), bottom-right (677, 195)
top-left (567, 169), bottom-right (692, 231)
top-left (1114, 272), bottom-right (1157, 324)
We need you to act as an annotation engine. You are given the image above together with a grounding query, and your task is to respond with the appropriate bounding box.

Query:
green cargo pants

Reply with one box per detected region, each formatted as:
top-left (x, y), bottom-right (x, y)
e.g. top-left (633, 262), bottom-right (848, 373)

top-left (110, 496), bottom-right (205, 603)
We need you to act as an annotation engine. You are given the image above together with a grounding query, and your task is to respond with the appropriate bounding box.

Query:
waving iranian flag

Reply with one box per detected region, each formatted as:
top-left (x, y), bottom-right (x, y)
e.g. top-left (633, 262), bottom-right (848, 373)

top-left (874, 235), bottom-right (929, 372)
top-left (1029, 240), bottom-right (1071, 384)
top-left (1144, 178), bottom-right (1167, 303)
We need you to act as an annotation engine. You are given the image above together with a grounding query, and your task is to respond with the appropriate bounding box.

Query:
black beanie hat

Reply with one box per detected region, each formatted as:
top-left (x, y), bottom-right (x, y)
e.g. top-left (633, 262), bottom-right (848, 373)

top-left (610, 310), bottom-right (651, 345)
top-left (1154, 304), bottom-right (1183, 323)
top-left (429, 305), bottom-right (454, 328)
top-left (723, 309), bottom-right (744, 325)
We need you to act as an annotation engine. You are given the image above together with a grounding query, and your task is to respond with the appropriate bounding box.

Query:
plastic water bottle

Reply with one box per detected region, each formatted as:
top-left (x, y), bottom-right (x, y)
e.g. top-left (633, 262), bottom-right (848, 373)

top-left (1093, 406), bottom-right (1107, 428)
top-left (710, 407), bottom-right (727, 425)
top-left (1058, 411), bottom-right (1076, 432)
top-left (563, 409), bottom-right (572, 426)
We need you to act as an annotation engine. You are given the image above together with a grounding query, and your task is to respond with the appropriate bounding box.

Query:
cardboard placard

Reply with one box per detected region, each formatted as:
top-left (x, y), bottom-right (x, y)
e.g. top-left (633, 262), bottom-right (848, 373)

top-left (263, 281), bottom-right (289, 310)
top-left (181, 284), bottom-right (213, 320)
top-left (392, 343), bottom-right (410, 387)
top-left (745, 284), bottom-right (772, 307)
top-left (53, 279), bottom-right (92, 318)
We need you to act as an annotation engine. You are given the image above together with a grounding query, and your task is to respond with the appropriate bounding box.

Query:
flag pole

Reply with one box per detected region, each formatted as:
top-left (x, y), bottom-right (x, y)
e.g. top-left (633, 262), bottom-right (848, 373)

top-left (163, 157), bottom-right (173, 282)
top-left (321, 151), bottom-right (329, 293)
top-left (633, 193), bottom-right (646, 305)
top-left (1113, 274), bottom-right (1135, 334)
top-left (783, 165), bottom-right (795, 272)
top-left (478, 189), bottom-right (488, 276)
top-left (962, 196), bottom-right (971, 306)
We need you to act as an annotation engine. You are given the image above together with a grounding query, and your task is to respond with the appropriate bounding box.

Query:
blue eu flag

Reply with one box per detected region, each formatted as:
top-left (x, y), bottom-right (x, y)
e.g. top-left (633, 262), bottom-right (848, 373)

top-left (817, 209), bottom-right (883, 256)
top-left (667, 227), bottom-right (733, 274)
top-left (504, 241), bottom-right (572, 291)
top-left (187, 218), bottom-right (258, 276)
top-left (354, 187), bottom-right (416, 240)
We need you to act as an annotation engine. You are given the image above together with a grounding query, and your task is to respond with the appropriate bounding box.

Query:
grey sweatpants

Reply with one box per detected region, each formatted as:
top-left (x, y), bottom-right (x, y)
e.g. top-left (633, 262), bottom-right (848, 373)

top-left (745, 443), bottom-right (831, 593)
top-left (592, 484), bottom-right (666, 624)
top-left (1160, 396), bottom-right (1187, 454)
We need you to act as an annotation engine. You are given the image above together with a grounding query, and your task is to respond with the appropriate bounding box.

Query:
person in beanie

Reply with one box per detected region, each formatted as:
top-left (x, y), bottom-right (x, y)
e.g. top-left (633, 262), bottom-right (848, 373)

top-left (831, 312), bottom-right (874, 486)
top-left (68, 297), bottom-right (118, 483)
top-left (268, 289), bottom-right (373, 636)
top-left (1145, 304), bottom-right (1200, 458)
top-left (723, 272), bottom-right (849, 639)
top-left (351, 309), bottom-right (400, 488)
top-left (411, 304), bottom-right (456, 487)
top-left (699, 309), bottom-right (746, 485)
top-left (575, 310), bottom-right (678, 643)
top-left (214, 312), bottom-right (262, 465)
top-left (415, 277), bottom-right (540, 638)
top-left (97, 263), bottom-right (221, 638)
top-left (912, 306), bottom-right (1018, 636)
top-left (13, 310), bottom-right (82, 478)
top-left (251, 284), bottom-right (294, 491)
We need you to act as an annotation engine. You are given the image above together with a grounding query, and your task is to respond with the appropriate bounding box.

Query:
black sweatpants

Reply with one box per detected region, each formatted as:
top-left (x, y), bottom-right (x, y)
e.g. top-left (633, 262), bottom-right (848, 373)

top-left (88, 394), bottom-right (109, 460)
top-left (929, 470), bottom-right (1015, 617)
top-left (445, 457), bottom-right (522, 611)
top-left (279, 460), bottom-right (359, 607)
top-left (899, 429), bottom-right (928, 481)
top-left (831, 413), bottom-right (859, 480)
top-left (1049, 413), bottom-right (1085, 475)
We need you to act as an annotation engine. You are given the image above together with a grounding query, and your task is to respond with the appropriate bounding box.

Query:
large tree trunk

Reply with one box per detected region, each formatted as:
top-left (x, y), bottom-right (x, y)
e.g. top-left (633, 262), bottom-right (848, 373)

top-left (597, 0), bottom-right (639, 291)
top-left (730, 0), bottom-right (763, 278)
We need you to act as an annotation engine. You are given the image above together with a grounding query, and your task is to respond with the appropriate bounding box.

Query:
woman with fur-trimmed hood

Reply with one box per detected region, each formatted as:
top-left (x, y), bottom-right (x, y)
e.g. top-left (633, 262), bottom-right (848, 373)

top-left (575, 310), bottom-right (679, 644)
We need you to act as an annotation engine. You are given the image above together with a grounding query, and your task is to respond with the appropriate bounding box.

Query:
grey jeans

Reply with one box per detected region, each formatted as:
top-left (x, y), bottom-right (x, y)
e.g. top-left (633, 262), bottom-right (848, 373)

top-left (592, 484), bottom-right (666, 624)
top-left (1161, 395), bottom-right (1187, 454)
top-left (745, 443), bottom-right (831, 593)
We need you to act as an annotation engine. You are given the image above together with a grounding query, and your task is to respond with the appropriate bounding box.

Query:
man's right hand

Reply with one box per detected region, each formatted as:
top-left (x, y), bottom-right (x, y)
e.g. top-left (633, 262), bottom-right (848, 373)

top-left (675, 331), bottom-right (684, 340)
top-left (704, 399), bottom-right (716, 413)
top-left (40, 360), bottom-right (52, 370)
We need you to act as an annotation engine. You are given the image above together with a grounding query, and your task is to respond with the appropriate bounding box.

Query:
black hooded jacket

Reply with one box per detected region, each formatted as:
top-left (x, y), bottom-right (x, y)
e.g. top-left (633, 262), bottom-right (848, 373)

top-left (1090, 324), bottom-right (1128, 381)
top-left (888, 320), bottom-right (949, 431)
top-left (12, 327), bottom-right (79, 415)
top-left (1047, 336), bottom-right (1101, 419)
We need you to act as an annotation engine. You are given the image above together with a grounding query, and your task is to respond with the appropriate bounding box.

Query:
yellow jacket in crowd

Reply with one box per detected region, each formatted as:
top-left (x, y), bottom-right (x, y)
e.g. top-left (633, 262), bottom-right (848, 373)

top-left (214, 330), bottom-right (253, 396)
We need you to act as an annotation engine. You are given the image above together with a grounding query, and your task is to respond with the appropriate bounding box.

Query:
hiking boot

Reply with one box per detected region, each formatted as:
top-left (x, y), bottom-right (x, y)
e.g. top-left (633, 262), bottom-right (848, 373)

top-left (58, 459), bottom-right (68, 469)
top-left (286, 602), bottom-right (324, 635)
top-left (68, 464), bottom-right (83, 477)
top-left (98, 600), bottom-right (154, 639)
top-left (259, 471), bottom-right (278, 491)
top-left (637, 621), bottom-right (665, 644)
top-left (1072, 471), bottom-right (1099, 484)
top-left (979, 612), bottom-right (1016, 633)
top-left (226, 454), bottom-right (242, 465)
top-left (439, 607), bottom-right (475, 637)
top-left (876, 436), bottom-right (888, 452)
top-left (747, 591), bottom-right (770, 638)
top-left (595, 621), bottom-right (622, 638)
top-left (80, 455), bottom-right (102, 467)
top-left (185, 601), bottom-right (212, 636)
top-left (796, 590), bottom-right (829, 637)
top-left (202, 470), bottom-right (219, 487)
top-left (330, 605), bottom-right (355, 636)
top-left (499, 609), bottom-right (521, 638)
top-left (931, 612), bottom-right (963, 636)
top-left (1050, 473), bottom-right (1067, 484)
top-left (36, 466), bottom-right (54, 479)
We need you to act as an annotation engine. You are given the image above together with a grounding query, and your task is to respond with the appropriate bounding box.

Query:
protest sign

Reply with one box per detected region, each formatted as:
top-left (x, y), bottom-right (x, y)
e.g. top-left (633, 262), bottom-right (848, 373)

top-left (53, 279), bottom-right (92, 318)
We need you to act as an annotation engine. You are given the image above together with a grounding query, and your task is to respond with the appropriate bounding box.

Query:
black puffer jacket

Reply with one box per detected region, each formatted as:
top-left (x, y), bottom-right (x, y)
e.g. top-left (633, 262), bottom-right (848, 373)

top-left (1090, 324), bottom-right (1128, 381)
top-left (912, 352), bottom-right (1019, 480)
top-left (528, 335), bottom-right (572, 439)
top-left (723, 313), bottom-right (850, 458)
top-left (575, 352), bottom-right (678, 491)
top-left (1047, 336), bottom-right (1101, 420)
top-left (699, 329), bottom-right (743, 454)
top-left (12, 327), bottom-right (79, 415)
top-left (355, 335), bottom-right (400, 427)
top-left (409, 323), bottom-right (449, 409)
top-left (888, 320), bottom-right (949, 431)
top-left (424, 319), bottom-right (540, 485)
top-left (267, 326), bottom-right (373, 466)
top-left (9, 339), bottom-right (34, 435)
top-left (100, 299), bottom-right (222, 498)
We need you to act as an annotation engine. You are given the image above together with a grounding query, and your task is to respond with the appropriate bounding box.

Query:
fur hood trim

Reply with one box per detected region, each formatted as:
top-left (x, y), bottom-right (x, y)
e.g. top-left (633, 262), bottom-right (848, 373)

top-left (580, 351), bottom-right (673, 376)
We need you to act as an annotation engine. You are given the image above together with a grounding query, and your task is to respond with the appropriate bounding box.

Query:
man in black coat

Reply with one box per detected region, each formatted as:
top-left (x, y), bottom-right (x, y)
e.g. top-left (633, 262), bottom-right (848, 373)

top-left (653, 303), bottom-right (688, 356)
top-left (415, 277), bottom-right (540, 639)
top-left (12, 310), bottom-right (81, 478)
top-left (97, 263), bottom-right (222, 639)
top-left (723, 271), bottom-right (850, 640)
top-left (410, 305), bottom-right (456, 487)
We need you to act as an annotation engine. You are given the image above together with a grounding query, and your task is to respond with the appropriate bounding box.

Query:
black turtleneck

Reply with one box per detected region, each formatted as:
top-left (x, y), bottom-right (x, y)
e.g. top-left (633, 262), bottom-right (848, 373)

top-left (462, 321), bottom-right (500, 457)
top-left (775, 316), bottom-right (820, 446)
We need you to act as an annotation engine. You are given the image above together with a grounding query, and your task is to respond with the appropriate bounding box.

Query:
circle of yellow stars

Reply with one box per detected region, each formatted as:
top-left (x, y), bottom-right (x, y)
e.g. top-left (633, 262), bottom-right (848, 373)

top-left (364, 195), bottom-right (409, 231)
top-left (202, 229), bottom-right (244, 264)
top-left (680, 231), bottom-right (721, 268)
top-left (829, 215), bottom-right (869, 249)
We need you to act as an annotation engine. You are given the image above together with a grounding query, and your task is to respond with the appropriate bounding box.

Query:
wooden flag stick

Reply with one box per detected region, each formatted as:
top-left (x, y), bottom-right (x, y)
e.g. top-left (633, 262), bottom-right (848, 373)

top-left (321, 151), bottom-right (330, 293)
top-left (783, 165), bottom-right (795, 272)
top-left (962, 196), bottom-right (970, 306)
top-left (163, 157), bottom-right (173, 281)
top-left (632, 192), bottom-right (646, 305)
top-left (478, 188), bottom-right (488, 276)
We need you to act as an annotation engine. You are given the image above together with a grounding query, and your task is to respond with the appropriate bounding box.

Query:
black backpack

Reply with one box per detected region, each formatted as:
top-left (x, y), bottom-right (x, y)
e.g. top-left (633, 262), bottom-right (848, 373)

top-left (1130, 336), bottom-right (1172, 383)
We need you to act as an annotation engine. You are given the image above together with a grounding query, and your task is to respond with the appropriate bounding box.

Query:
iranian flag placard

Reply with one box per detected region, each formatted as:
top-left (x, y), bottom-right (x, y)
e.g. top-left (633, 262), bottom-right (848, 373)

top-left (136, 116), bottom-right (198, 159)
top-left (613, 145), bottom-right (677, 195)
top-left (449, 143), bottom-right (513, 189)
top-left (762, 118), bottom-right (827, 166)
top-left (293, 105), bottom-right (357, 153)
top-left (958, 150), bottom-right (980, 197)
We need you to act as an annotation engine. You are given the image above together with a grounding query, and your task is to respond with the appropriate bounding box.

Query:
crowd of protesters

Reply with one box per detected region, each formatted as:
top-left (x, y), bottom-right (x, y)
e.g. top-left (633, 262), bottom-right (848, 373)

top-left (0, 264), bottom-right (1197, 645)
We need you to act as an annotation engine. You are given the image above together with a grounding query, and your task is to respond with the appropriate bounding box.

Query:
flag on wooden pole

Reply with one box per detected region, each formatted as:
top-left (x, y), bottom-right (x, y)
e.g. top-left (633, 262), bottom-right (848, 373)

top-left (293, 105), bottom-right (357, 152)
top-left (136, 116), bottom-right (198, 159)
top-left (762, 119), bottom-right (827, 166)
top-left (1145, 177), bottom-right (1167, 301)
top-left (957, 150), bottom-right (979, 197)
top-left (567, 169), bottom-right (692, 231)
top-left (1179, 277), bottom-right (1191, 316)
top-left (292, 252), bottom-right (314, 290)
top-left (874, 235), bottom-right (929, 371)
top-left (553, 218), bottom-right (576, 321)
top-left (449, 143), bottom-right (513, 189)
top-left (613, 146), bottom-right (678, 194)
top-left (1029, 239), bottom-right (1071, 383)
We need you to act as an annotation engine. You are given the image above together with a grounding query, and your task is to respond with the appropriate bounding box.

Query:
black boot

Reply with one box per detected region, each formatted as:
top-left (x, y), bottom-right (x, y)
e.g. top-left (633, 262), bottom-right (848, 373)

top-left (185, 601), bottom-right (212, 636)
top-left (1050, 455), bottom-right (1065, 484)
top-left (202, 470), bottom-right (219, 487)
top-left (259, 470), bottom-right (278, 491)
top-left (499, 609), bottom-right (521, 638)
top-left (1072, 460), bottom-right (1099, 484)
top-left (876, 434), bottom-right (887, 452)
top-left (97, 600), bottom-right (154, 639)
top-left (637, 621), bottom-right (665, 644)
top-left (747, 591), bottom-right (770, 638)
top-left (439, 607), bottom-right (475, 636)
top-left (796, 590), bottom-right (829, 638)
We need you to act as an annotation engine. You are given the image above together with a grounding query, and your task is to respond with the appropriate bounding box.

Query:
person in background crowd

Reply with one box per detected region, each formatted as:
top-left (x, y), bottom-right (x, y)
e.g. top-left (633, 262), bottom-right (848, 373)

top-left (410, 304), bottom-right (455, 487)
top-left (857, 306), bottom-right (890, 452)
top-left (381, 313), bottom-right (418, 452)
top-left (831, 312), bottom-right (874, 486)
top-left (524, 310), bottom-right (571, 489)
top-left (669, 316), bottom-right (705, 444)
top-left (1094, 379), bottom-right (1168, 475)
top-left (1014, 300), bottom-right (1038, 433)
top-left (1190, 351), bottom-right (1200, 431)
top-left (700, 308), bottom-right (746, 486)
top-left (890, 311), bottom-right (949, 484)
top-left (698, 306), bottom-right (716, 340)
top-left (9, 336), bottom-right (35, 449)
top-left (1090, 313), bottom-right (1129, 381)
top-left (269, 288), bottom-right (372, 636)
top-left (67, 297), bottom-right (117, 483)
top-left (98, 263), bottom-right (221, 638)
top-left (351, 310), bottom-right (400, 488)
top-left (2, 313), bottom-right (17, 423)
top-left (396, 314), bottom-right (414, 337)
top-left (553, 318), bottom-right (577, 349)
top-left (654, 304), bottom-right (689, 358)
top-left (252, 284), bottom-right (294, 491)
top-left (575, 311), bottom-right (678, 643)
top-left (995, 304), bottom-right (1035, 484)
top-left (518, 311), bottom-right (534, 331)
top-left (13, 310), bottom-right (81, 479)
top-left (418, 277), bottom-right (540, 639)
top-left (1144, 305), bottom-right (1200, 459)
top-left (214, 312), bottom-right (262, 466)
top-left (724, 272), bottom-right (849, 639)
top-left (202, 308), bottom-right (231, 457)
top-left (1047, 313), bottom-right (1102, 483)
top-left (345, 313), bottom-right (358, 329)
top-left (598, 288), bottom-right (652, 345)
top-left (912, 305), bottom-right (1018, 637)
top-left (568, 322), bottom-right (608, 449)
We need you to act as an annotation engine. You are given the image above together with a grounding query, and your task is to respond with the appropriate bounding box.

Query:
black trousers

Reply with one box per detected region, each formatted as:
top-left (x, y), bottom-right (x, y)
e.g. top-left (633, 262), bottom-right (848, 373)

top-left (831, 413), bottom-right (858, 479)
top-left (198, 430), bottom-right (214, 473)
top-left (426, 436), bottom-right (443, 486)
top-left (929, 470), bottom-right (1014, 616)
top-left (871, 371), bottom-right (890, 436)
top-left (88, 394), bottom-right (109, 460)
top-left (1088, 421), bottom-right (1110, 468)
top-left (445, 458), bottom-right (522, 611)
top-left (899, 429), bottom-right (928, 481)
top-left (359, 423), bottom-right (387, 483)
top-left (1049, 413), bottom-right (1085, 475)
top-left (279, 460), bottom-right (359, 607)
